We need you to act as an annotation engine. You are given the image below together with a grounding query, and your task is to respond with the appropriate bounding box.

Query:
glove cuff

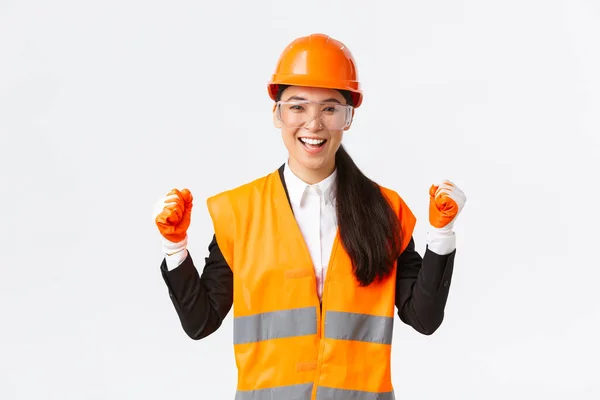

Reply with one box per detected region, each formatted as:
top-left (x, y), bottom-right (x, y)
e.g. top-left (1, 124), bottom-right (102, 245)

top-left (165, 248), bottom-right (188, 271)
top-left (427, 225), bottom-right (456, 255)
top-left (162, 235), bottom-right (188, 255)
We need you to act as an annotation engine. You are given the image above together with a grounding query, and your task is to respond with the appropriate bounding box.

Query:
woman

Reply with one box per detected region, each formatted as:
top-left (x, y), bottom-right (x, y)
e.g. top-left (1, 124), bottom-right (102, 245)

top-left (153, 33), bottom-right (466, 400)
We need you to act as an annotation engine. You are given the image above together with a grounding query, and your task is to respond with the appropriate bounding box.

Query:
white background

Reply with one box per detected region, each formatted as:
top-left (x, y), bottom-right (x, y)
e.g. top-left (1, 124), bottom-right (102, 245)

top-left (1, 0), bottom-right (599, 398)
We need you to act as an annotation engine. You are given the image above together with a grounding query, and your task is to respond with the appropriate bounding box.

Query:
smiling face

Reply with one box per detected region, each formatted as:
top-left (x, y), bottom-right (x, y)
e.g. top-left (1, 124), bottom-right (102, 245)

top-left (274, 85), bottom-right (352, 184)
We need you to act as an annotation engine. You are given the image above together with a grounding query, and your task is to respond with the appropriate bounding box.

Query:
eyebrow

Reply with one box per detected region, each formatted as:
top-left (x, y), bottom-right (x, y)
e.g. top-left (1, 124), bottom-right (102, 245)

top-left (284, 95), bottom-right (343, 104)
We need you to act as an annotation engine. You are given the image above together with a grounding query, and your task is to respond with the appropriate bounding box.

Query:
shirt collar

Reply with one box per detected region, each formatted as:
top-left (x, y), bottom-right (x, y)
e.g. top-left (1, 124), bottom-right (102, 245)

top-left (283, 160), bottom-right (337, 206)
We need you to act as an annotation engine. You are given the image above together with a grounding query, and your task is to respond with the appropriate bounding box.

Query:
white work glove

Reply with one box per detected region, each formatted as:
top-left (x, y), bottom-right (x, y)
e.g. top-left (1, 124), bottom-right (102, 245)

top-left (426, 180), bottom-right (467, 255)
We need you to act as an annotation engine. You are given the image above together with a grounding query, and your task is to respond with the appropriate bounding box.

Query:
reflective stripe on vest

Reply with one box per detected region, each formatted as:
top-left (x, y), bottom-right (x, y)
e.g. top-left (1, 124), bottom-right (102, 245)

top-left (317, 387), bottom-right (395, 400)
top-left (234, 306), bottom-right (318, 344)
top-left (207, 169), bottom-right (416, 399)
top-left (324, 311), bottom-right (394, 345)
top-left (233, 308), bottom-right (393, 345)
top-left (235, 383), bottom-right (313, 400)
top-left (236, 385), bottom-right (395, 400)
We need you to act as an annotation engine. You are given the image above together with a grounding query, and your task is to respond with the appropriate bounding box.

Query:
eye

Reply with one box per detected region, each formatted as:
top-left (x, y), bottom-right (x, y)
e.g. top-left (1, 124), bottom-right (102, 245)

top-left (322, 106), bottom-right (338, 114)
top-left (289, 105), bottom-right (305, 111)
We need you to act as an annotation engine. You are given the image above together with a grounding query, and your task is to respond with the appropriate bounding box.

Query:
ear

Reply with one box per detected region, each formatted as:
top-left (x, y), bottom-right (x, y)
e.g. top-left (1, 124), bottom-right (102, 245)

top-left (272, 104), bottom-right (283, 128)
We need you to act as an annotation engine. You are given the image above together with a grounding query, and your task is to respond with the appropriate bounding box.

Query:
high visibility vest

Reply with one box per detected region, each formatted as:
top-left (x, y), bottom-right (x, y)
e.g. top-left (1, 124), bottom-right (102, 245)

top-left (206, 169), bottom-right (416, 400)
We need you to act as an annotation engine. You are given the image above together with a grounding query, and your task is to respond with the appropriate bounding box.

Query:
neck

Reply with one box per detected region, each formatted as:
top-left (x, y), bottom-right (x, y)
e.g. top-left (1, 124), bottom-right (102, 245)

top-left (287, 157), bottom-right (335, 185)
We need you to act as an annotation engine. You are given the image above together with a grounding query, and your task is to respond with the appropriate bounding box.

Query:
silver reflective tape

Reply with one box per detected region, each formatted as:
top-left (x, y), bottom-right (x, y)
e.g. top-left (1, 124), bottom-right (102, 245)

top-left (324, 311), bottom-right (394, 344)
top-left (317, 387), bottom-right (395, 400)
top-left (235, 382), bottom-right (314, 400)
top-left (234, 306), bottom-right (317, 344)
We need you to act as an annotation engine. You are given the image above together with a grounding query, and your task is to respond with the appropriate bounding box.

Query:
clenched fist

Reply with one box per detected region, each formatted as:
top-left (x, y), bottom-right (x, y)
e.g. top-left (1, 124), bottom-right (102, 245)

top-left (428, 180), bottom-right (466, 231)
top-left (153, 188), bottom-right (193, 255)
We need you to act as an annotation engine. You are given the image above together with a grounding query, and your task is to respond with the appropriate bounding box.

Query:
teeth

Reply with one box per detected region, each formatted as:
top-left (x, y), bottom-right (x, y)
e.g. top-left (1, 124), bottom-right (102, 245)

top-left (300, 138), bottom-right (325, 145)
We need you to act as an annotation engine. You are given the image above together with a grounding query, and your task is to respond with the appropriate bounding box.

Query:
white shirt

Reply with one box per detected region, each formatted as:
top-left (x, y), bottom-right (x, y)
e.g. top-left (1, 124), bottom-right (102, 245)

top-left (283, 161), bottom-right (338, 301)
top-left (164, 162), bottom-right (455, 301)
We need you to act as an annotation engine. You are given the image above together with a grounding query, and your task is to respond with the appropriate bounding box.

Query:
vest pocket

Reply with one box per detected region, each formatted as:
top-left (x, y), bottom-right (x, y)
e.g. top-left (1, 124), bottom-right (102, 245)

top-left (285, 267), bottom-right (313, 279)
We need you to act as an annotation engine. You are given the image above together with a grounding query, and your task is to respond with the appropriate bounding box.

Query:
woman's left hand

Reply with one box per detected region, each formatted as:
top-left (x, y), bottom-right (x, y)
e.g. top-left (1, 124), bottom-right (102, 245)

top-left (428, 180), bottom-right (466, 231)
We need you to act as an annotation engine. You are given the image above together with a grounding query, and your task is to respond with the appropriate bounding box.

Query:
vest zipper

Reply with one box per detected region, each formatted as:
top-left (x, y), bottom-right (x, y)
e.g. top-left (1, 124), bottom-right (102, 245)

top-left (311, 236), bottom-right (339, 399)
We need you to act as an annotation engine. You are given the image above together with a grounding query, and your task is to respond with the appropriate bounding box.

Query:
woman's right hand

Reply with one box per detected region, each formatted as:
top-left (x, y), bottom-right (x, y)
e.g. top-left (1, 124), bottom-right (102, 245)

top-left (153, 188), bottom-right (193, 255)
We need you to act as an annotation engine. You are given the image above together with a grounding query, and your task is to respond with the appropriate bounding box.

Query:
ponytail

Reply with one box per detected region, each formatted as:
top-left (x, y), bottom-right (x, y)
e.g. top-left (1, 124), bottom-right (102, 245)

top-left (334, 145), bottom-right (402, 286)
top-left (275, 84), bottom-right (402, 286)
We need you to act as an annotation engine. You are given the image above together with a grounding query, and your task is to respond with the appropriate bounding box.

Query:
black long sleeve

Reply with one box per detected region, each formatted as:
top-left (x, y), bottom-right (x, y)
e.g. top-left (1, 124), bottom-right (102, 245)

top-left (395, 237), bottom-right (456, 335)
top-left (160, 235), bottom-right (233, 340)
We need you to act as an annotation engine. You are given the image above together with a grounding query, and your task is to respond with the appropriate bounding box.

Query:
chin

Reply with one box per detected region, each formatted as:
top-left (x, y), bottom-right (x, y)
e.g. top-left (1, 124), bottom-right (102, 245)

top-left (296, 154), bottom-right (326, 169)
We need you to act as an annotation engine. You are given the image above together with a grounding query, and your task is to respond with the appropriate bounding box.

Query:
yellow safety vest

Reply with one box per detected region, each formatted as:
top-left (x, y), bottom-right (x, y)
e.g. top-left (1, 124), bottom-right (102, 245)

top-left (206, 169), bottom-right (416, 399)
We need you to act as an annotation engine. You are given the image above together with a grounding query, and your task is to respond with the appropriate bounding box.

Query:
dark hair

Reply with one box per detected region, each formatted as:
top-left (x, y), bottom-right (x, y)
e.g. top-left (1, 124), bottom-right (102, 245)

top-left (276, 84), bottom-right (402, 286)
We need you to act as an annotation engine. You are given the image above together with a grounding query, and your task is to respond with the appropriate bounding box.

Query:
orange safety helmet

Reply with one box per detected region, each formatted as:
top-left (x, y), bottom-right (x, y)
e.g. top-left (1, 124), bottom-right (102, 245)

top-left (268, 33), bottom-right (363, 108)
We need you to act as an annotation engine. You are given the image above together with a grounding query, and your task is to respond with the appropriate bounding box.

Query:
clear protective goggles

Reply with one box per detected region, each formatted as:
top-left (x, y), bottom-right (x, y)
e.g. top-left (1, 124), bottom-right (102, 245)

top-left (275, 100), bottom-right (353, 130)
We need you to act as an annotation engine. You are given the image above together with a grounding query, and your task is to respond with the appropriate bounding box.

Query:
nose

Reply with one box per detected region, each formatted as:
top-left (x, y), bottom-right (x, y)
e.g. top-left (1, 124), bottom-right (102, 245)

top-left (304, 110), bottom-right (324, 132)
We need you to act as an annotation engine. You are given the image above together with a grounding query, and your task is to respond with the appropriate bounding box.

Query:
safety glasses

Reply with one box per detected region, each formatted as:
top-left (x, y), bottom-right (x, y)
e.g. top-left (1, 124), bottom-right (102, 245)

top-left (275, 100), bottom-right (353, 130)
